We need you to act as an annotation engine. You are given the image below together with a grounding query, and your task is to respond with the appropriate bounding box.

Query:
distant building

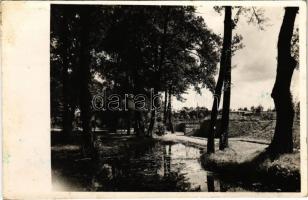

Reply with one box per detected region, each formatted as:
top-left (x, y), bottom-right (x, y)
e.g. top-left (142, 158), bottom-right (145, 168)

top-left (231, 110), bottom-right (253, 116)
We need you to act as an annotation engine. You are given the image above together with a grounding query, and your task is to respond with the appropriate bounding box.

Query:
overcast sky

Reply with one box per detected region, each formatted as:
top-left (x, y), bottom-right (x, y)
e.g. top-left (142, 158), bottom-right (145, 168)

top-left (173, 6), bottom-right (300, 110)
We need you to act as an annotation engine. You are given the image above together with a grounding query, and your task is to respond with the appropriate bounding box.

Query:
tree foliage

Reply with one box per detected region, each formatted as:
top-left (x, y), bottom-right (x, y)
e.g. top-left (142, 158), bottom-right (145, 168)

top-left (51, 5), bottom-right (221, 136)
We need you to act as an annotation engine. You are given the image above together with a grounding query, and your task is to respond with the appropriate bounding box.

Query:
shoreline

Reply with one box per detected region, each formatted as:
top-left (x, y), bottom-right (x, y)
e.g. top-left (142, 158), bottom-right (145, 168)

top-left (158, 133), bottom-right (300, 192)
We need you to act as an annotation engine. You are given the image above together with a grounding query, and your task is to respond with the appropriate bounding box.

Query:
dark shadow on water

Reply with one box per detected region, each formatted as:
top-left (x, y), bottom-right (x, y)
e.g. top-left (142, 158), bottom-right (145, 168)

top-left (202, 149), bottom-right (300, 192)
top-left (52, 138), bottom-right (299, 192)
top-left (207, 175), bottom-right (214, 192)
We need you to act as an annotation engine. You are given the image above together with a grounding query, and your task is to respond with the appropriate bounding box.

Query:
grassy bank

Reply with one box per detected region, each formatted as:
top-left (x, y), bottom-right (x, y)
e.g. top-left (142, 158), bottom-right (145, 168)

top-left (201, 143), bottom-right (300, 192)
top-left (192, 118), bottom-right (300, 149)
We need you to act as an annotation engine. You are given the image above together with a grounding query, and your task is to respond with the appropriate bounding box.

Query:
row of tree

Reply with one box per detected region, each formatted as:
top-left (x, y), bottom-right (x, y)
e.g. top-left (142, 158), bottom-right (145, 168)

top-left (51, 5), bottom-right (299, 156)
top-left (51, 5), bottom-right (221, 150)
top-left (172, 105), bottom-right (265, 121)
top-left (206, 6), bottom-right (299, 155)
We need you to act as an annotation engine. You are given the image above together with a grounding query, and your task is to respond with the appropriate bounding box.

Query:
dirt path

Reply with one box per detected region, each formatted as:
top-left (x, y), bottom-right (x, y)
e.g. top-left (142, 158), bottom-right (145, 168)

top-left (157, 132), bottom-right (269, 155)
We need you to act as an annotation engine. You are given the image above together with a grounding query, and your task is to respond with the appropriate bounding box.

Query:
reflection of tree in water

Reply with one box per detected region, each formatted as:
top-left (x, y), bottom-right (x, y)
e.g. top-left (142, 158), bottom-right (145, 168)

top-left (204, 172), bottom-right (291, 192)
top-left (163, 144), bottom-right (171, 176)
top-left (54, 139), bottom-right (295, 192)
top-left (219, 180), bottom-right (228, 192)
top-left (56, 141), bottom-right (232, 192)
top-left (161, 143), bottom-right (194, 191)
top-left (207, 175), bottom-right (215, 192)
top-left (205, 174), bottom-right (228, 192)
top-left (90, 141), bottom-right (196, 191)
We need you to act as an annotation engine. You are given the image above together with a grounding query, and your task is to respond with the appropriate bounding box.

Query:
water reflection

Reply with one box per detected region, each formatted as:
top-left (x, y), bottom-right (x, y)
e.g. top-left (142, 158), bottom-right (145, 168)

top-left (207, 175), bottom-right (214, 192)
top-left (163, 144), bottom-right (171, 176)
top-left (88, 141), bottom-right (256, 192)
top-left (89, 141), bottom-right (212, 191)
top-left (53, 140), bottom-right (296, 192)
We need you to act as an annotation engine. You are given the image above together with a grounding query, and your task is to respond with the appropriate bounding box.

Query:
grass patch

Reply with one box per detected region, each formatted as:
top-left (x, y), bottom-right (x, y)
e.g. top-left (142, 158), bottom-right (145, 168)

top-left (201, 145), bottom-right (300, 192)
top-left (193, 118), bottom-right (300, 149)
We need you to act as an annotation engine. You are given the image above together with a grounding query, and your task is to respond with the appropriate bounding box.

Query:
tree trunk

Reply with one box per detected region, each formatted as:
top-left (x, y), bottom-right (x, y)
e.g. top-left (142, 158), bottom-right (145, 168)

top-left (148, 110), bottom-right (156, 137)
top-left (61, 11), bottom-right (73, 140)
top-left (134, 111), bottom-right (145, 136)
top-left (219, 7), bottom-right (233, 150)
top-left (127, 111), bottom-right (132, 135)
top-left (148, 90), bottom-right (158, 136)
top-left (269, 7), bottom-right (298, 154)
top-left (148, 10), bottom-right (169, 137)
top-left (163, 89), bottom-right (168, 124)
top-left (79, 7), bottom-right (93, 150)
top-left (207, 175), bottom-right (215, 192)
top-left (167, 87), bottom-right (174, 133)
top-left (62, 102), bottom-right (74, 140)
top-left (207, 6), bottom-right (232, 153)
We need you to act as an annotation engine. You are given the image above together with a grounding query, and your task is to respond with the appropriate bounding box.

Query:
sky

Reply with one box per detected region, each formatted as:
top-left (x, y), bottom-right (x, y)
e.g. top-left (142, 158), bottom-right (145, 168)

top-left (172, 6), bottom-right (300, 111)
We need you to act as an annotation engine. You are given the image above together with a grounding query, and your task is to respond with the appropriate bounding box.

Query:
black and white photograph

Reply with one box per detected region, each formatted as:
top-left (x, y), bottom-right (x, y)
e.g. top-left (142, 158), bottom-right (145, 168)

top-left (2, 0), bottom-right (307, 198)
top-left (49, 3), bottom-right (304, 193)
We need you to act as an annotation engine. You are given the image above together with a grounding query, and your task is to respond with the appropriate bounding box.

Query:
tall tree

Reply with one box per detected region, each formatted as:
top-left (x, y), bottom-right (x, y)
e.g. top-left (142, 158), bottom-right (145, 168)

top-left (219, 7), bottom-right (233, 150)
top-left (167, 86), bottom-right (174, 133)
top-left (207, 6), bottom-right (266, 152)
top-left (207, 6), bottom-right (232, 153)
top-left (51, 6), bottom-right (79, 139)
top-left (269, 7), bottom-right (298, 154)
top-left (78, 6), bottom-right (93, 149)
top-left (163, 89), bottom-right (168, 124)
top-left (97, 6), bottom-right (220, 136)
top-left (61, 11), bottom-right (74, 140)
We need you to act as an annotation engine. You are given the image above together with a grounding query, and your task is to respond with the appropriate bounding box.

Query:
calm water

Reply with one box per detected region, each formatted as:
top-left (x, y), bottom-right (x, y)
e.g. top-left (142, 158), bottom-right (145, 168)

top-left (52, 140), bottom-right (297, 192)
top-left (93, 141), bottom-right (212, 191)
